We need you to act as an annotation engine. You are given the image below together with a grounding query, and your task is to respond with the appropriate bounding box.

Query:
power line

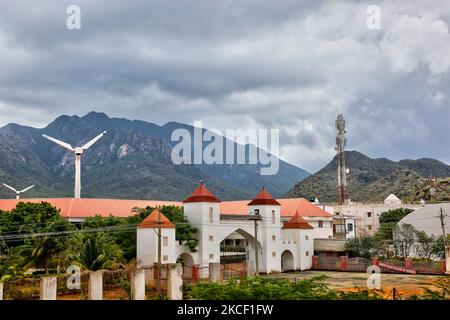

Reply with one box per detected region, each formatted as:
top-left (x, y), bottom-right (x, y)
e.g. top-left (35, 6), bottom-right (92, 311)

top-left (0, 224), bottom-right (138, 241)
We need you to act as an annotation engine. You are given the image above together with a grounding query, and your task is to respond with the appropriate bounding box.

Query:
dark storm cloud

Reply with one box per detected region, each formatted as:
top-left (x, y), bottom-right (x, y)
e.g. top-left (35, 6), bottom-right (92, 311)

top-left (0, 0), bottom-right (449, 171)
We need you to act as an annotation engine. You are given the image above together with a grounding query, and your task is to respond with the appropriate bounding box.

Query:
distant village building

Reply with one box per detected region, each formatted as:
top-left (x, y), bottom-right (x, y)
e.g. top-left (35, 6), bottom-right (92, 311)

top-left (333, 194), bottom-right (419, 237)
top-left (384, 194), bottom-right (402, 205)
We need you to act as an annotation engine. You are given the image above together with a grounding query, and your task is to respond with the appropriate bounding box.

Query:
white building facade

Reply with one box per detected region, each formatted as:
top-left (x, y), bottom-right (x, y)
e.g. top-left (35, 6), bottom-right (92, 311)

top-left (137, 183), bottom-right (315, 275)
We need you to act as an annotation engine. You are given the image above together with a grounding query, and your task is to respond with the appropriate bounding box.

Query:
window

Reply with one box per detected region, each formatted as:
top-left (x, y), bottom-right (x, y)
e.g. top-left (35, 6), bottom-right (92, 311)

top-left (163, 255), bottom-right (168, 261)
top-left (272, 235), bottom-right (276, 241)
top-left (367, 212), bottom-right (372, 218)
top-left (305, 251), bottom-right (309, 256)
top-left (271, 210), bottom-right (276, 224)
top-left (335, 212), bottom-right (340, 215)
top-left (305, 235), bottom-right (309, 240)
top-left (209, 207), bottom-right (213, 223)
top-left (272, 252), bottom-right (276, 257)
top-left (347, 223), bottom-right (353, 232)
top-left (318, 221), bottom-right (323, 228)
top-left (163, 236), bottom-right (168, 246)
top-left (209, 254), bottom-right (214, 259)
top-left (368, 225), bottom-right (372, 231)
top-left (254, 209), bottom-right (260, 215)
top-left (209, 235), bottom-right (214, 241)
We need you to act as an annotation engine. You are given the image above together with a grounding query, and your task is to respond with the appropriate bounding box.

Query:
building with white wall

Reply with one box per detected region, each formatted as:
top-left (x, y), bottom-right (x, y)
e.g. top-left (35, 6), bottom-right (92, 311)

top-left (136, 208), bottom-right (176, 266)
top-left (136, 182), bottom-right (319, 274)
top-left (333, 195), bottom-right (419, 236)
top-left (0, 184), bottom-right (333, 275)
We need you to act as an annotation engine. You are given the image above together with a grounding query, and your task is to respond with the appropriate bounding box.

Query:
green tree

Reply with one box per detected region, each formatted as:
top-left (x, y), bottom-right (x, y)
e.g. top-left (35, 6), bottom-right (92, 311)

top-left (378, 208), bottom-right (414, 240)
top-left (345, 235), bottom-right (388, 258)
top-left (431, 235), bottom-right (448, 259)
top-left (1, 202), bottom-right (75, 273)
top-left (414, 230), bottom-right (436, 259)
top-left (392, 223), bottom-right (416, 259)
top-left (69, 233), bottom-right (124, 271)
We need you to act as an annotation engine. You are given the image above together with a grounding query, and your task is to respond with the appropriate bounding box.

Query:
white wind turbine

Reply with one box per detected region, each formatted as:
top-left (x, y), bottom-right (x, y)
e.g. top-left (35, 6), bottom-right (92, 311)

top-left (2, 183), bottom-right (35, 199)
top-left (42, 131), bottom-right (106, 198)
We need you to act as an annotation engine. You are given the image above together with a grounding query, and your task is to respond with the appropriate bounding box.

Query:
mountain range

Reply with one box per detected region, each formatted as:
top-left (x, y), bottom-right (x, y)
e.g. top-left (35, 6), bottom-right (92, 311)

top-left (0, 112), bottom-right (309, 200)
top-left (286, 151), bottom-right (450, 203)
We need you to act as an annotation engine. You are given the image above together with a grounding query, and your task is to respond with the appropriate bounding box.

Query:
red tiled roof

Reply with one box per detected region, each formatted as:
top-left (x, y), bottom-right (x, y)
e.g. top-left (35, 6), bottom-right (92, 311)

top-left (282, 211), bottom-right (313, 229)
top-left (0, 198), bottom-right (181, 218)
top-left (0, 197), bottom-right (331, 219)
top-left (138, 208), bottom-right (175, 229)
top-left (183, 181), bottom-right (221, 203)
top-left (221, 198), bottom-right (332, 218)
top-left (247, 187), bottom-right (281, 206)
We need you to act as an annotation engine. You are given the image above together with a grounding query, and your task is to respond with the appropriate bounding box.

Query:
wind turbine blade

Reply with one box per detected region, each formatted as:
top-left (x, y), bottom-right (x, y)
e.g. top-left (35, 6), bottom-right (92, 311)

top-left (2, 183), bottom-right (17, 193)
top-left (42, 134), bottom-right (75, 152)
top-left (82, 130), bottom-right (106, 150)
top-left (20, 185), bottom-right (35, 193)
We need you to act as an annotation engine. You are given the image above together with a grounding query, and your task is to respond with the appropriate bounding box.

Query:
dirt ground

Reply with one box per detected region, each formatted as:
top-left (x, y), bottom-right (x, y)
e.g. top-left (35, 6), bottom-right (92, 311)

top-left (267, 270), bottom-right (448, 298)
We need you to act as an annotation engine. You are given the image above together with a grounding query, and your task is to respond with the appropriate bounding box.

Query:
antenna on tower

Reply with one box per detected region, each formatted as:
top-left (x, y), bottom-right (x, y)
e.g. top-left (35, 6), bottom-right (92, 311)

top-left (335, 114), bottom-right (348, 205)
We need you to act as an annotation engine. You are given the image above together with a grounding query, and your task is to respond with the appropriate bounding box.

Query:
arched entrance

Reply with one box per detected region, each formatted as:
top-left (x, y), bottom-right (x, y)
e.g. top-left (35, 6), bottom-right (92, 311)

top-left (281, 250), bottom-right (294, 272)
top-left (219, 228), bottom-right (262, 277)
top-left (177, 252), bottom-right (195, 282)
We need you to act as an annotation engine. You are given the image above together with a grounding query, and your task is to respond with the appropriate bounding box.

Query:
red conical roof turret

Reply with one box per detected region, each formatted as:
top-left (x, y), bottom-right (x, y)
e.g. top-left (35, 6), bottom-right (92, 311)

top-left (183, 181), bottom-right (221, 203)
top-left (247, 187), bottom-right (281, 206)
top-left (282, 211), bottom-right (313, 229)
top-left (138, 208), bottom-right (176, 229)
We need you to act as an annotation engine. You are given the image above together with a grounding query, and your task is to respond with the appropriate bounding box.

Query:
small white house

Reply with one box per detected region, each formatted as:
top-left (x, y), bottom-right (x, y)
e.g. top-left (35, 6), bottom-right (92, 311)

top-left (136, 208), bottom-right (177, 267)
top-left (384, 194), bottom-right (402, 205)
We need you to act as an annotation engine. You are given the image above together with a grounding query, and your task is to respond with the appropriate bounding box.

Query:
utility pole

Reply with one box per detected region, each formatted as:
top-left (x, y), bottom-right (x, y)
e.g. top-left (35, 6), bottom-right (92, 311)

top-left (156, 208), bottom-right (163, 295)
top-left (438, 208), bottom-right (448, 246)
top-left (249, 211), bottom-right (262, 276)
top-left (438, 208), bottom-right (448, 271)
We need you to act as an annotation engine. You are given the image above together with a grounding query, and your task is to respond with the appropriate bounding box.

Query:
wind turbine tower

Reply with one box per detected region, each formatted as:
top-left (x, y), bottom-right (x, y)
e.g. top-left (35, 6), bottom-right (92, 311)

top-left (42, 131), bottom-right (106, 199)
top-left (2, 183), bottom-right (35, 199)
top-left (335, 114), bottom-right (348, 205)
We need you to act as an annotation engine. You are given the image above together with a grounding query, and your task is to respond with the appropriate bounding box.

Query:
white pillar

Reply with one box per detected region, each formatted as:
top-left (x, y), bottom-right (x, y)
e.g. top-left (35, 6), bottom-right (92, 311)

top-left (132, 269), bottom-right (146, 300)
top-left (40, 277), bottom-right (57, 300)
top-left (0, 282), bottom-right (3, 300)
top-left (166, 264), bottom-right (183, 300)
top-left (88, 271), bottom-right (103, 300)
top-left (209, 263), bottom-right (221, 282)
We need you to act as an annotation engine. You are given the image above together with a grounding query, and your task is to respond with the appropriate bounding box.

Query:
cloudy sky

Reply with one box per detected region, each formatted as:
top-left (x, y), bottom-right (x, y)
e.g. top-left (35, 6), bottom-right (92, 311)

top-left (0, 0), bottom-right (449, 172)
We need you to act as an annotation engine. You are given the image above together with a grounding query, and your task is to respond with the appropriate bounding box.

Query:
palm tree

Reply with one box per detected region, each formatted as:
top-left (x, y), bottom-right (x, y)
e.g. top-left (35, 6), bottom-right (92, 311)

top-left (71, 233), bottom-right (124, 271)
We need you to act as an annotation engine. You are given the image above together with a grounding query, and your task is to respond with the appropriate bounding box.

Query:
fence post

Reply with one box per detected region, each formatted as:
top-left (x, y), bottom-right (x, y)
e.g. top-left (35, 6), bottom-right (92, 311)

top-left (371, 257), bottom-right (379, 266)
top-left (88, 270), bottom-right (103, 300)
top-left (40, 276), bottom-right (57, 300)
top-left (166, 263), bottom-right (183, 300)
top-left (405, 258), bottom-right (413, 269)
top-left (192, 265), bottom-right (199, 283)
top-left (339, 256), bottom-right (348, 271)
top-left (209, 263), bottom-right (221, 282)
top-left (446, 247), bottom-right (450, 275)
top-left (0, 282), bottom-right (3, 300)
top-left (312, 255), bottom-right (319, 269)
top-left (132, 269), bottom-right (146, 300)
